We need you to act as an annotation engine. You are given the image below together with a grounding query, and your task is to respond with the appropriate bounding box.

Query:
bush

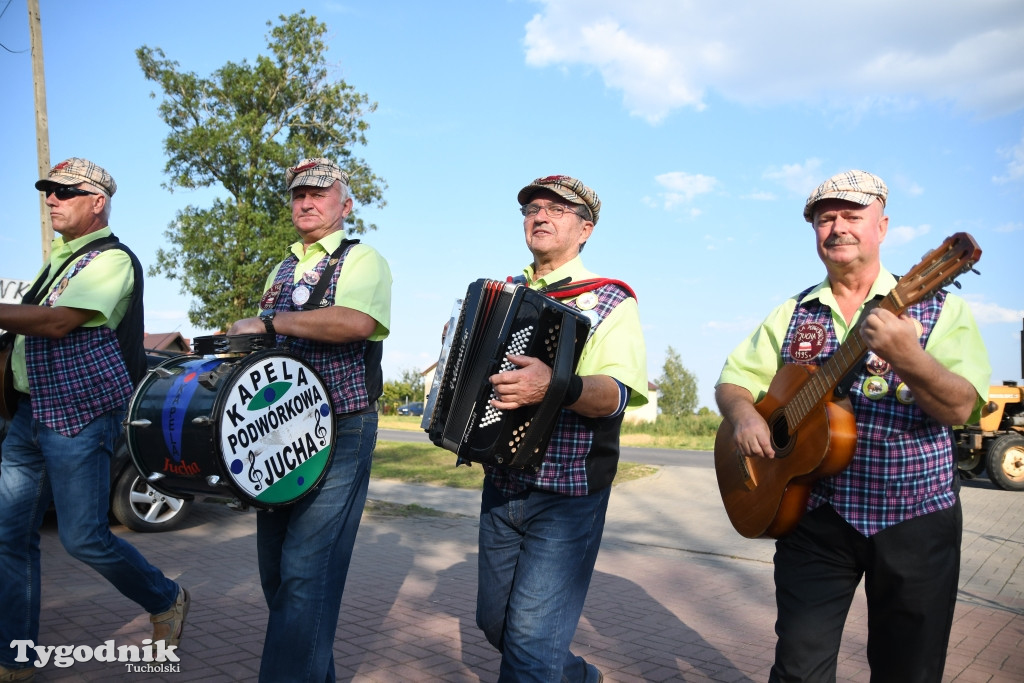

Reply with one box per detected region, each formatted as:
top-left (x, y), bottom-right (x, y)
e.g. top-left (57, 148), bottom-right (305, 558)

top-left (621, 412), bottom-right (722, 438)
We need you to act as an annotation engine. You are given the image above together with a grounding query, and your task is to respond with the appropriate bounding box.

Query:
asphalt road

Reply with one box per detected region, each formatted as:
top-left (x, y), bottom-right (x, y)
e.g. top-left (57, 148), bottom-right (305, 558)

top-left (377, 427), bottom-right (712, 467)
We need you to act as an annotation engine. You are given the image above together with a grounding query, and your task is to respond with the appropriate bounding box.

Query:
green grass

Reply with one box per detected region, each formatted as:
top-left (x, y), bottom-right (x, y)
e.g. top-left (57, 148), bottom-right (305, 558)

top-left (382, 413), bottom-right (721, 451)
top-left (371, 441), bottom-right (660, 489)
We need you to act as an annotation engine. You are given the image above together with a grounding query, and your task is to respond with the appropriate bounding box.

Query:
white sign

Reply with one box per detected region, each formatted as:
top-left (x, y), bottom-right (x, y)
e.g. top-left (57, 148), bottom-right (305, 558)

top-left (1, 278), bottom-right (30, 304)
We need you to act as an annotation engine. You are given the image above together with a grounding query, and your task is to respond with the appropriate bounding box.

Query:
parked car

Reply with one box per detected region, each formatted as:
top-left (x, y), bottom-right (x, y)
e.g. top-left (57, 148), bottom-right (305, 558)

top-left (397, 401), bottom-right (424, 416)
top-left (0, 350), bottom-right (193, 533)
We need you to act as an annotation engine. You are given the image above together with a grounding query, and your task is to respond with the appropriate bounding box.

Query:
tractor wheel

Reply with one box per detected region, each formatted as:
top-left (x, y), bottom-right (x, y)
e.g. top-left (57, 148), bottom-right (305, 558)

top-left (986, 433), bottom-right (1024, 491)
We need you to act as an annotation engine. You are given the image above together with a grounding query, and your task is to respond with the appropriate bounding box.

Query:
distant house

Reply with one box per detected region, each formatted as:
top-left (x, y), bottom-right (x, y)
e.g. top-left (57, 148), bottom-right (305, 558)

top-left (144, 332), bottom-right (191, 353)
top-left (421, 364), bottom-right (658, 423)
top-left (623, 381), bottom-right (658, 424)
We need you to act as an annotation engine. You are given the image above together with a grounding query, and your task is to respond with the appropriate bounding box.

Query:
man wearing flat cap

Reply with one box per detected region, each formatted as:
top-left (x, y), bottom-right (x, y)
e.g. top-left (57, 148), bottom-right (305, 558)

top-left (715, 170), bottom-right (990, 681)
top-left (228, 157), bottom-right (392, 682)
top-left (474, 175), bottom-right (648, 682)
top-left (0, 158), bottom-right (189, 680)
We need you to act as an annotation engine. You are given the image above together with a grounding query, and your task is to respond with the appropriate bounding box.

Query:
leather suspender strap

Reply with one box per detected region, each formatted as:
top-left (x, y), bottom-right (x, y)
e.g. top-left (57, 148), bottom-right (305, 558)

top-left (300, 239), bottom-right (361, 311)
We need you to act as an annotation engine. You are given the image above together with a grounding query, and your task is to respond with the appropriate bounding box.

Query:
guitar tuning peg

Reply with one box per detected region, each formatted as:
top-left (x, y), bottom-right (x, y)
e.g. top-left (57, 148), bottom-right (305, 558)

top-left (951, 279), bottom-right (963, 290)
top-left (971, 267), bottom-right (981, 275)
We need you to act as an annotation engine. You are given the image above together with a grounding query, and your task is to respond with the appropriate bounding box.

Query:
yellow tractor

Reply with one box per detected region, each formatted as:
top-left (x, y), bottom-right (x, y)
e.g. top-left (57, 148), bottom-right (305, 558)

top-left (954, 320), bottom-right (1024, 491)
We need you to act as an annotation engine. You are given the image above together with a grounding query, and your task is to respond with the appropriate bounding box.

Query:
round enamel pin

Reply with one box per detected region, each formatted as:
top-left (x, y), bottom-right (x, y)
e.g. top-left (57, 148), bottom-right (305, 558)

top-left (302, 270), bottom-right (320, 286)
top-left (895, 382), bottom-right (915, 404)
top-left (862, 376), bottom-right (889, 400)
top-left (291, 285), bottom-right (311, 306)
top-left (576, 292), bottom-right (599, 311)
top-left (865, 352), bottom-right (890, 376)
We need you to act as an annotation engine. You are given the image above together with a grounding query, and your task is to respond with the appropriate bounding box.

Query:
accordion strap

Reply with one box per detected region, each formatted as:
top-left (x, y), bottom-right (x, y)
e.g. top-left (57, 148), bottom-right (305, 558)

top-left (539, 277), bottom-right (637, 301)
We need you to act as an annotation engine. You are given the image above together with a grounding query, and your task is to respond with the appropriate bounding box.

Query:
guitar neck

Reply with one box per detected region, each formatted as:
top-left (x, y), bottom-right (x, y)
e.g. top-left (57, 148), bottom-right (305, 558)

top-left (783, 289), bottom-right (905, 431)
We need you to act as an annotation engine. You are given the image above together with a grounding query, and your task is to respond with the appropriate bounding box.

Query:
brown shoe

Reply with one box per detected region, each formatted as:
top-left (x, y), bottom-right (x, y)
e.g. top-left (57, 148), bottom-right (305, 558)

top-left (0, 663), bottom-right (35, 682)
top-left (151, 586), bottom-right (190, 648)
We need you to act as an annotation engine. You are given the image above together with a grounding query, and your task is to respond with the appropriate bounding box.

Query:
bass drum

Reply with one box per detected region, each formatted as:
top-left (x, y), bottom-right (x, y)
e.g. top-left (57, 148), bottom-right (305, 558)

top-left (125, 348), bottom-right (335, 509)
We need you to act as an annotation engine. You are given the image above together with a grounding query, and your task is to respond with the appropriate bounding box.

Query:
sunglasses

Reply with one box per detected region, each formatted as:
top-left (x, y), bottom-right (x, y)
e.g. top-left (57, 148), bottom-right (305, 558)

top-left (45, 187), bottom-right (98, 200)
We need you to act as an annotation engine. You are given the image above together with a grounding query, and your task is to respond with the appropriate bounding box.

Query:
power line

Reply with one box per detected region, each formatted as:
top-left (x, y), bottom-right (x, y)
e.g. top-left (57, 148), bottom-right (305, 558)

top-left (0, 0), bottom-right (28, 53)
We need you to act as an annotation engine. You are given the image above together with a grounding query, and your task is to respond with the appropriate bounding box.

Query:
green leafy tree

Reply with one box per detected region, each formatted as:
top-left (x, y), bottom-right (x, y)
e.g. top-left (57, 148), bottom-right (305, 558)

top-left (381, 368), bottom-right (426, 411)
top-left (137, 11), bottom-right (386, 330)
top-left (658, 345), bottom-right (699, 417)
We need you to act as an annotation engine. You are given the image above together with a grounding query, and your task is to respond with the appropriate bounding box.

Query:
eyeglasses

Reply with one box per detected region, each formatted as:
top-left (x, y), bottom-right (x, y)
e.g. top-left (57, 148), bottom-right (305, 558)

top-left (45, 187), bottom-right (98, 200)
top-left (520, 203), bottom-right (586, 220)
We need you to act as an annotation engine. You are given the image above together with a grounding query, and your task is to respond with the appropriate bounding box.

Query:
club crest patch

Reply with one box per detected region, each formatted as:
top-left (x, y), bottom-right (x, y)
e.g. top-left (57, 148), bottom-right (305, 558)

top-left (789, 322), bottom-right (827, 362)
top-left (260, 282), bottom-right (282, 310)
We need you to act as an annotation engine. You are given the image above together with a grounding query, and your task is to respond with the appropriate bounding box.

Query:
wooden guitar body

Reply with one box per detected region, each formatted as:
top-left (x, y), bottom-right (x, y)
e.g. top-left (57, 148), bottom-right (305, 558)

top-left (714, 364), bottom-right (857, 538)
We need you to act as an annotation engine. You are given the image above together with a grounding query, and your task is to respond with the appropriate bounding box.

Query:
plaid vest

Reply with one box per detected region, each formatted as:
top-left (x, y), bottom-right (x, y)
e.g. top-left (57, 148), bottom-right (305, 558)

top-left (264, 245), bottom-right (382, 414)
top-left (782, 287), bottom-right (955, 536)
top-left (25, 254), bottom-right (133, 437)
top-left (489, 282), bottom-right (631, 498)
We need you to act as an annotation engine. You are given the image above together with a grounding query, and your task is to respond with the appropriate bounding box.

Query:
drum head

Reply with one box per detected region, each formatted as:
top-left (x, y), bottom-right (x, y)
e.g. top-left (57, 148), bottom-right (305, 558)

top-left (213, 351), bottom-right (336, 507)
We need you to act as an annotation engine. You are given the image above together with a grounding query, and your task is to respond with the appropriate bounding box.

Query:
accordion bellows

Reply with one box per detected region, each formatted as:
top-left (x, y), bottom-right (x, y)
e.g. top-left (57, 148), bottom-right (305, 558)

top-left (422, 279), bottom-right (591, 470)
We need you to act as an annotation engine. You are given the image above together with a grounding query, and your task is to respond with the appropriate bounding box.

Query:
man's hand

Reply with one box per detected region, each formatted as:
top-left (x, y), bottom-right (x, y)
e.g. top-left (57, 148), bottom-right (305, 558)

top-left (228, 317), bottom-right (264, 336)
top-left (715, 383), bottom-right (775, 458)
top-left (488, 355), bottom-right (551, 410)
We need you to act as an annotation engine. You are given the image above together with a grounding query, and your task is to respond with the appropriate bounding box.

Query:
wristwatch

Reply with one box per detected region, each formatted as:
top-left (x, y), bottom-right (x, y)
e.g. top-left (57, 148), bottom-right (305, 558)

top-left (259, 310), bottom-right (277, 335)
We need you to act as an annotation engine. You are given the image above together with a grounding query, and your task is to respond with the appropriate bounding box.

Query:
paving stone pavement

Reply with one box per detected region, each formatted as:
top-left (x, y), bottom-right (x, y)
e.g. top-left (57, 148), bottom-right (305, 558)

top-left (17, 457), bottom-right (1024, 682)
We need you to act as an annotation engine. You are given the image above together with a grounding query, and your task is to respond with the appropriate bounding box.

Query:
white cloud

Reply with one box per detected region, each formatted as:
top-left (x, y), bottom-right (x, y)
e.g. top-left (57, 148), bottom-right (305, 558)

top-left (886, 224), bottom-right (932, 247)
top-left (523, 0), bottom-right (1024, 122)
top-left (963, 295), bottom-right (1024, 324)
top-left (993, 129), bottom-right (1024, 184)
top-left (763, 159), bottom-right (823, 196)
top-left (995, 222), bottom-right (1024, 232)
top-left (653, 171), bottom-right (717, 209)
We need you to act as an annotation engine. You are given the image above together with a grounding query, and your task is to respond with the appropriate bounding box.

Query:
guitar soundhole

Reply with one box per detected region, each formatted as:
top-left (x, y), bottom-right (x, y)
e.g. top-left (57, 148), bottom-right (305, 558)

top-left (769, 412), bottom-right (791, 456)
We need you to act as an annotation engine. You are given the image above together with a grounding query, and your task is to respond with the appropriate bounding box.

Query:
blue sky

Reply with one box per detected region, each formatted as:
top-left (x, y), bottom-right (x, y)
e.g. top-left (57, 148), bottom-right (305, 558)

top-left (1, 0), bottom-right (1022, 410)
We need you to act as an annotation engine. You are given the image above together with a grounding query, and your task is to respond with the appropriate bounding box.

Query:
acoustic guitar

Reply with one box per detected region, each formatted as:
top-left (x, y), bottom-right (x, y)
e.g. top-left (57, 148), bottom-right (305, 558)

top-left (714, 232), bottom-right (982, 539)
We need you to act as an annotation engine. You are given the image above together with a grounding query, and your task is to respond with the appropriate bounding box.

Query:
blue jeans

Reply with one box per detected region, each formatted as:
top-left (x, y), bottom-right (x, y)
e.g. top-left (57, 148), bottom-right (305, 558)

top-left (476, 478), bottom-right (610, 683)
top-left (0, 403), bottom-right (180, 668)
top-left (257, 412), bottom-right (377, 683)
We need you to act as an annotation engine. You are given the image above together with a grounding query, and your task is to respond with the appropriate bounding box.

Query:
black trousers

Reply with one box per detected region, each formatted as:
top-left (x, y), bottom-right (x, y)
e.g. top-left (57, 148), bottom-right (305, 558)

top-left (768, 502), bottom-right (962, 683)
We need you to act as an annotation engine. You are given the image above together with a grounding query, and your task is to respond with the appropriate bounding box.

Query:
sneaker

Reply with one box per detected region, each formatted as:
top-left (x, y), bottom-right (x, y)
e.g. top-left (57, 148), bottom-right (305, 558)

top-left (151, 586), bottom-right (190, 647)
top-left (0, 663), bottom-right (35, 682)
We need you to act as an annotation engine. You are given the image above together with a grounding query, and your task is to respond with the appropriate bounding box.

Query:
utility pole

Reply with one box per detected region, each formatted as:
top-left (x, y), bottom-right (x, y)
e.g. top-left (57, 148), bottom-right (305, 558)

top-left (27, 0), bottom-right (52, 262)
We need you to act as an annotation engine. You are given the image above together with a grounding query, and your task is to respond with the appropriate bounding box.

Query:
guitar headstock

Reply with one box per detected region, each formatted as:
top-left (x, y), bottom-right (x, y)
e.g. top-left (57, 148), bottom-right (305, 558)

top-left (892, 232), bottom-right (981, 310)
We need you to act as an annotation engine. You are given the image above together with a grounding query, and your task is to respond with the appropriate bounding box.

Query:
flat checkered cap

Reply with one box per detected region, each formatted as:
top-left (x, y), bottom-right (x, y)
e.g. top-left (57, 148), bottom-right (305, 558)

top-left (35, 157), bottom-right (116, 196)
top-left (803, 170), bottom-right (888, 222)
top-left (517, 175), bottom-right (601, 225)
top-left (285, 158), bottom-right (350, 191)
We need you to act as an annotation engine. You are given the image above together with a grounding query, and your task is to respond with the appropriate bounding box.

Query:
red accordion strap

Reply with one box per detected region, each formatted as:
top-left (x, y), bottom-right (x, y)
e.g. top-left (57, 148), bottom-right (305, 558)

top-left (539, 277), bottom-right (637, 301)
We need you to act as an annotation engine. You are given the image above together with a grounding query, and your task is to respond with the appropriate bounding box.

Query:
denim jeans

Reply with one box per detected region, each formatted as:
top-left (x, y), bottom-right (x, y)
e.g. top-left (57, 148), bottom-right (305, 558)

top-left (0, 402), bottom-right (180, 668)
top-left (256, 412), bottom-right (377, 683)
top-left (476, 478), bottom-right (610, 683)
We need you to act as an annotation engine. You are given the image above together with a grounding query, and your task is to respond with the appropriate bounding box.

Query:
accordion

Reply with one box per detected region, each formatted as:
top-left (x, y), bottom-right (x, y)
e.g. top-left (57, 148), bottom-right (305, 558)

top-left (421, 278), bottom-right (592, 470)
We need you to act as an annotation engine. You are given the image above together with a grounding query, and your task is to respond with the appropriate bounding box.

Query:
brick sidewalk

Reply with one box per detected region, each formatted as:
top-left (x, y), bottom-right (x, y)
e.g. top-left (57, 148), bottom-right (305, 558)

top-left (16, 467), bottom-right (1024, 681)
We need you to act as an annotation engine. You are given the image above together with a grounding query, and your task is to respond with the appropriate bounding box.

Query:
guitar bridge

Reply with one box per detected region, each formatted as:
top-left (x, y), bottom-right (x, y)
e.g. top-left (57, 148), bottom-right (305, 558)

top-left (735, 450), bottom-right (756, 491)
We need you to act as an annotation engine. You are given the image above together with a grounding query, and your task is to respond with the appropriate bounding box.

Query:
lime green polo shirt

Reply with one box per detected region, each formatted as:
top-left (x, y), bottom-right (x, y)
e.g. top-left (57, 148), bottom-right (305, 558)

top-left (265, 230), bottom-right (392, 341)
top-left (716, 267), bottom-right (991, 422)
top-left (523, 256), bottom-right (648, 408)
top-left (13, 227), bottom-right (132, 392)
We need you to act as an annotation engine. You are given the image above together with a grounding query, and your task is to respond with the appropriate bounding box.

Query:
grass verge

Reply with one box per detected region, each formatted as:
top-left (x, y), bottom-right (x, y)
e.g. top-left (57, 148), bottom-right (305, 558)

top-left (372, 441), bottom-right (659, 489)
